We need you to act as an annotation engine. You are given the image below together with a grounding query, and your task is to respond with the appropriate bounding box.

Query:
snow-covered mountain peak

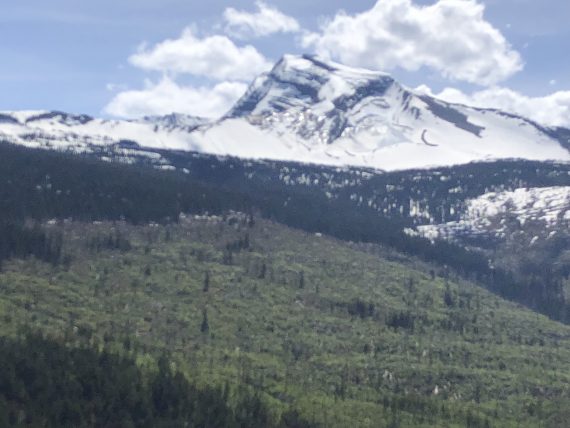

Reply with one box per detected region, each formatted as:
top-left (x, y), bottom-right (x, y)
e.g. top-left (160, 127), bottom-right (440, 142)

top-left (223, 54), bottom-right (412, 150)
top-left (272, 54), bottom-right (392, 85)
top-left (200, 54), bottom-right (569, 169)
top-left (0, 110), bottom-right (95, 126)
top-left (138, 113), bottom-right (210, 131)
top-left (0, 110), bottom-right (47, 124)
top-left (228, 54), bottom-right (398, 120)
top-left (1, 55), bottom-right (569, 171)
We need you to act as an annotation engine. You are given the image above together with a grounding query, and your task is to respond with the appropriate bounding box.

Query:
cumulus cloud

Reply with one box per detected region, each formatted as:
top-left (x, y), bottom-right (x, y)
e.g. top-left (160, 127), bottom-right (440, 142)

top-left (302, 0), bottom-right (523, 86)
top-left (417, 85), bottom-right (570, 128)
top-left (223, 1), bottom-right (300, 38)
top-left (104, 77), bottom-right (247, 119)
top-left (129, 28), bottom-right (271, 81)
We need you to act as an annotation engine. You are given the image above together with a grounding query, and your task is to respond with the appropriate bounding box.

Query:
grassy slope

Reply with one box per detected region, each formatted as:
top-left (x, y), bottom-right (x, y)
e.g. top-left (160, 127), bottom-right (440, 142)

top-left (0, 217), bottom-right (569, 427)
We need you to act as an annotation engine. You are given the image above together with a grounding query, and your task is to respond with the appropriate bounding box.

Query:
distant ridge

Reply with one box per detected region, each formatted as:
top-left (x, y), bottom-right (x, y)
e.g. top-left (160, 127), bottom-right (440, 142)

top-left (1, 55), bottom-right (569, 171)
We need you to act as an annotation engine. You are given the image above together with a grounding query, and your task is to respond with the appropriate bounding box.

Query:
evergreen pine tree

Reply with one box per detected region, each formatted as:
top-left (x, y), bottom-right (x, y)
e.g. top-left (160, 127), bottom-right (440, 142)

top-left (201, 309), bottom-right (209, 333)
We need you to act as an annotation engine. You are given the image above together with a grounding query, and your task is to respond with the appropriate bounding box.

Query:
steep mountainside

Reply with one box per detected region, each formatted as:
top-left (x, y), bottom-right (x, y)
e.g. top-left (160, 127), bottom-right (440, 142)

top-left (1, 141), bottom-right (568, 322)
top-left (200, 55), bottom-right (569, 170)
top-left (1, 55), bottom-right (569, 171)
top-left (1, 217), bottom-right (569, 427)
top-left (0, 142), bottom-right (569, 426)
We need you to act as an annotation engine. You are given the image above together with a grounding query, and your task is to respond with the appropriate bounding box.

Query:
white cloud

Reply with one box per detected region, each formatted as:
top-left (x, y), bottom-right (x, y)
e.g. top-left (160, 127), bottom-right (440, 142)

top-left (418, 85), bottom-right (570, 128)
top-left (105, 83), bottom-right (127, 92)
top-left (223, 1), bottom-right (300, 38)
top-left (302, 0), bottom-right (523, 86)
top-left (129, 28), bottom-right (271, 81)
top-left (104, 77), bottom-right (247, 119)
top-left (106, 26), bottom-right (272, 119)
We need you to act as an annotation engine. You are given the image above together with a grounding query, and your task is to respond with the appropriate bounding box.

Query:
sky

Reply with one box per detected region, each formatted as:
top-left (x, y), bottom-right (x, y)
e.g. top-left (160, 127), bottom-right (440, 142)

top-left (1, 0), bottom-right (569, 126)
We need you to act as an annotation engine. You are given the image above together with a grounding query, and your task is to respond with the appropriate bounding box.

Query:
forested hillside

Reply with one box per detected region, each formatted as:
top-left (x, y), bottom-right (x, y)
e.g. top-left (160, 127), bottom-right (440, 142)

top-left (0, 141), bottom-right (567, 322)
top-left (0, 142), bottom-right (569, 426)
top-left (0, 333), bottom-right (306, 427)
top-left (1, 216), bottom-right (569, 427)
top-left (2, 1), bottom-right (570, 427)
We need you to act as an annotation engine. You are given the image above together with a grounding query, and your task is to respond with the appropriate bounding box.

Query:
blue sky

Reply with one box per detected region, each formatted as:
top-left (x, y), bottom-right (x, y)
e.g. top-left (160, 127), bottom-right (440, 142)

top-left (1, 0), bottom-right (569, 126)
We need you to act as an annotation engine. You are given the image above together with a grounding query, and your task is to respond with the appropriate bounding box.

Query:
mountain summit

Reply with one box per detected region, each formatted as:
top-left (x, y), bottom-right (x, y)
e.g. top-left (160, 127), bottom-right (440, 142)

top-left (191, 54), bottom-right (569, 169)
top-left (1, 55), bottom-right (569, 171)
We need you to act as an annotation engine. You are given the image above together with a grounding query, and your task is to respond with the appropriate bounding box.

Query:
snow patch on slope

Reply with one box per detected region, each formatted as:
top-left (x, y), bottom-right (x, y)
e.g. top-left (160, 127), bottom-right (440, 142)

top-left (417, 187), bottom-right (570, 241)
